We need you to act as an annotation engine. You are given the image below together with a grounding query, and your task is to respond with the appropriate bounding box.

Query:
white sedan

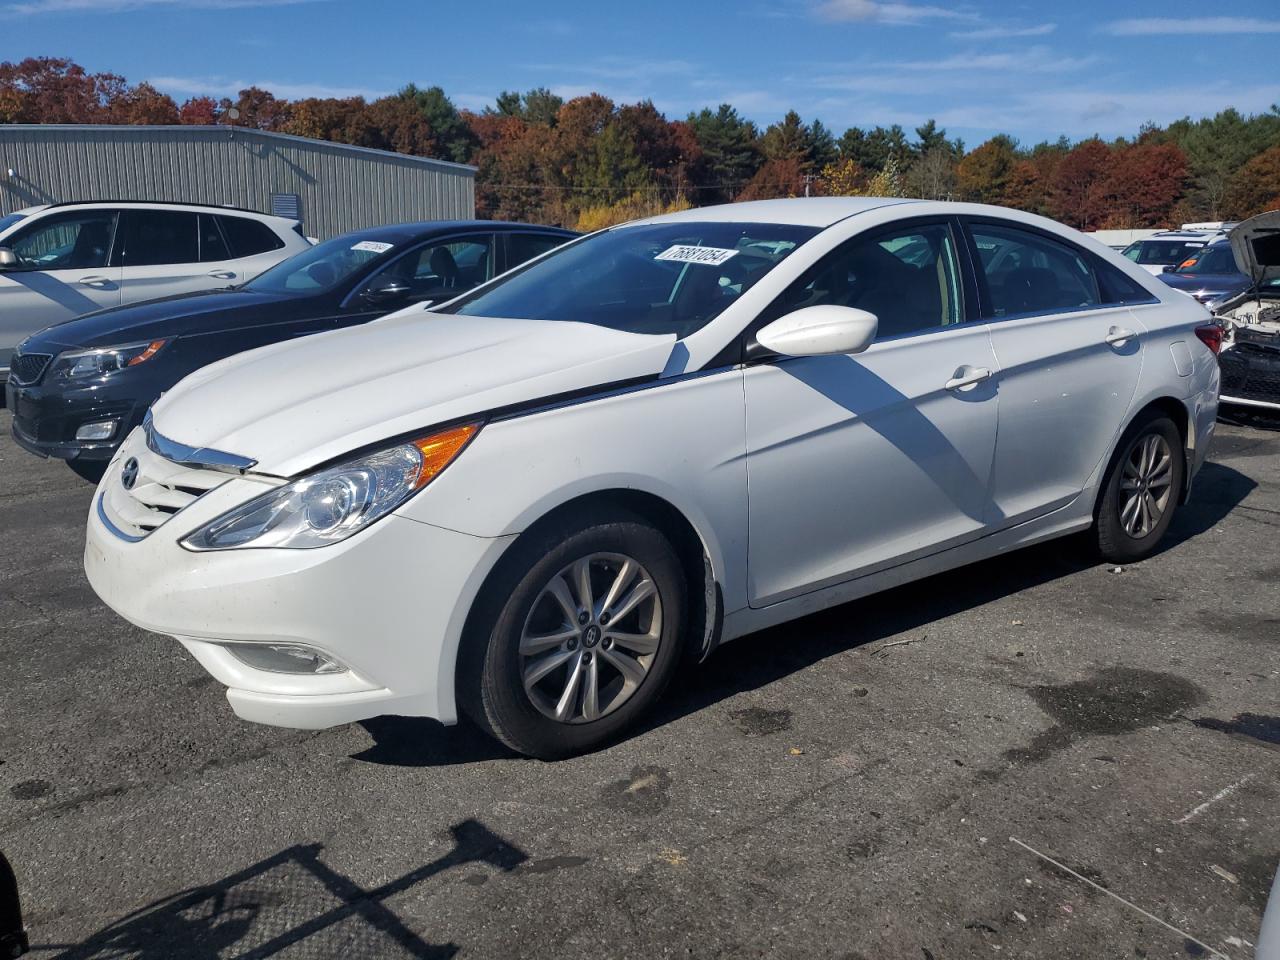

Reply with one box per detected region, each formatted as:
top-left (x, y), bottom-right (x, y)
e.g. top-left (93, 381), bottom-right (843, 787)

top-left (84, 198), bottom-right (1221, 758)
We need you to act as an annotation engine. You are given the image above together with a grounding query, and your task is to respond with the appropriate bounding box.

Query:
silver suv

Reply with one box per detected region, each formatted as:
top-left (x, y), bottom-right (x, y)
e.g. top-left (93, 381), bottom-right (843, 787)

top-left (0, 201), bottom-right (310, 378)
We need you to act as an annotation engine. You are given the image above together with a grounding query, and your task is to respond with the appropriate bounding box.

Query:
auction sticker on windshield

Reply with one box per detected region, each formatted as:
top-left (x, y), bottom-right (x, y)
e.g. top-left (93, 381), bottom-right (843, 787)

top-left (655, 245), bottom-right (739, 266)
top-left (351, 241), bottom-right (394, 254)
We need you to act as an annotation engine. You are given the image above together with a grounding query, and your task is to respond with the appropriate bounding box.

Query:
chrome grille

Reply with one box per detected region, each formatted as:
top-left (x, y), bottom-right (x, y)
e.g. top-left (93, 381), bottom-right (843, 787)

top-left (99, 429), bottom-right (231, 540)
top-left (10, 352), bottom-right (52, 385)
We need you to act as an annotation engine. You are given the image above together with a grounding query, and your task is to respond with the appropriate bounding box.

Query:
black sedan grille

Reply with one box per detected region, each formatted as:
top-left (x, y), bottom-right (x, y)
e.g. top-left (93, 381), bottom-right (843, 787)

top-left (1220, 344), bottom-right (1280, 406)
top-left (9, 353), bottom-right (52, 385)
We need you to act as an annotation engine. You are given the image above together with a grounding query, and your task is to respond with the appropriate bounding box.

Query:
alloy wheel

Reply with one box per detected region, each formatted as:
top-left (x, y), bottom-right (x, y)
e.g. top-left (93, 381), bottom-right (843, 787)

top-left (519, 553), bottom-right (664, 724)
top-left (1118, 432), bottom-right (1174, 539)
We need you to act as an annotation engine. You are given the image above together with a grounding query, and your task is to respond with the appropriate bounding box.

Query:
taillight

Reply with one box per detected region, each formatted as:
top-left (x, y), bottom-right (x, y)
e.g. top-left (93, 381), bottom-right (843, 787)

top-left (1194, 323), bottom-right (1223, 355)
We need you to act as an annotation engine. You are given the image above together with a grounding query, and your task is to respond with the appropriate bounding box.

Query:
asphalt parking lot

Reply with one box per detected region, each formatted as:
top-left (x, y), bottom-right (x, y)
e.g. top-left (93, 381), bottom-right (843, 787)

top-left (0, 408), bottom-right (1277, 960)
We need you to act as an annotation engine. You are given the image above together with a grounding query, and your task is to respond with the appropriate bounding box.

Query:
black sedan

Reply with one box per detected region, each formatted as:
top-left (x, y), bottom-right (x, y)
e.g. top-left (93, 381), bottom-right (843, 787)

top-left (1157, 239), bottom-right (1251, 309)
top-left (6, 220), bottom-right (576, 478)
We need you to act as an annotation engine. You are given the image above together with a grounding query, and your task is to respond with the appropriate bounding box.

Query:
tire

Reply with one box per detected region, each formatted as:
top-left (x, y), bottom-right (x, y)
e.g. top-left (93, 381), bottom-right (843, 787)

top-left (1094, 409), bottom-right (1185, 564)
top-left (459, 508), bottom-right (687, 760)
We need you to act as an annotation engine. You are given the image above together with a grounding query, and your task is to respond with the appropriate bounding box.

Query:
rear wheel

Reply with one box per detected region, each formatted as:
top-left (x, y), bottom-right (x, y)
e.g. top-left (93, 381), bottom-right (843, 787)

top-left (1095, 410), bottom-right (1184, 563)
top-left (460, 509), bottom-right (686, 759)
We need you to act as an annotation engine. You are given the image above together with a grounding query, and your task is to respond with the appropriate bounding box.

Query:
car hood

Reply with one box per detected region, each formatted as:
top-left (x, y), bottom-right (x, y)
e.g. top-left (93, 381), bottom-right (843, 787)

top-left (1158, 271), bottom-right (1250, 300)
top-left (27, 288), bottom-right (299, 350)
top-left (1230, 210), bottom-right (1280, 285)
top-left (150, 309), bottom-right (678, 476)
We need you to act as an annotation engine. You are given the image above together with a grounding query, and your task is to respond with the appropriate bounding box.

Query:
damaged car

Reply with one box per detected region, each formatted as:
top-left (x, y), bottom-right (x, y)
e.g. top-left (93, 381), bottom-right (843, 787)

top-left (1211, 211), bottom-right (1280, 412)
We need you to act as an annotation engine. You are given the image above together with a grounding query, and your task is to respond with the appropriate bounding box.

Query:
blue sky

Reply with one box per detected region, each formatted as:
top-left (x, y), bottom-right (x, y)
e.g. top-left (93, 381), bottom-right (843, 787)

top-left (6, 0), bottom-right (1280, 147)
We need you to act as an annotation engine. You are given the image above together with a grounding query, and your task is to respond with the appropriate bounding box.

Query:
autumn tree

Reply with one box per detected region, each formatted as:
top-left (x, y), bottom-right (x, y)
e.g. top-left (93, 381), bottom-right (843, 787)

top-left (1101, 142), bottom-right (1187, 227)
top-left (105, 81), bottom-right (178, 124)
top-left (738, 156), bottom-right (805, 200)
top-left (0, 56), bottom-right (126, 123)
top-left (955, 135), bottom-right (1019, 204)
top-left (1226, 145), bottom-right (1280, 217)
top-left (220, 86), bottom-right (290, 130)
top-left (1049, 138), bottom-right (1113, 230)
top-left (178, 96), bottom-right (219, 125)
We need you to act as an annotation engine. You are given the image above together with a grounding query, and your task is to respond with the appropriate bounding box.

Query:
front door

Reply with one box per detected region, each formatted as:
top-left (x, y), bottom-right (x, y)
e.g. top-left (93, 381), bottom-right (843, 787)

top-left (0, 209), bottom-right (122, 366)
top-left (743, 219), bottom-right (1000, 607)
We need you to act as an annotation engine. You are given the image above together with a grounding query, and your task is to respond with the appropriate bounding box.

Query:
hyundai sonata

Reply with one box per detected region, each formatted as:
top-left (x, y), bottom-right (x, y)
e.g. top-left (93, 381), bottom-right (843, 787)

top-left (84, 198), bottom-right (1221, 758)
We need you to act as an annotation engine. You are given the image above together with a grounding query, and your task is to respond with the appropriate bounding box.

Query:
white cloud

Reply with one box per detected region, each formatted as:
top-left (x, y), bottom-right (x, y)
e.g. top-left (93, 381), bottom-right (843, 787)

top-left (815, 0), bottom-right (973, 26)
top-left (1102, 16), bottom-right (1280, 36)
top-left (148, 74), bottom-right (389, 101)
top-left (9, 0), bottom-right (321, 11)
top-left (951, 22), bottom-right (1056, 39)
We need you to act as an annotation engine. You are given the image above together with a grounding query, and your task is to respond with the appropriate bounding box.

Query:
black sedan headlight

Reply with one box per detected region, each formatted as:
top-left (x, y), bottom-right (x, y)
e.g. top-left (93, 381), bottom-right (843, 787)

top-left (51, 339), bottom-right (168, 381)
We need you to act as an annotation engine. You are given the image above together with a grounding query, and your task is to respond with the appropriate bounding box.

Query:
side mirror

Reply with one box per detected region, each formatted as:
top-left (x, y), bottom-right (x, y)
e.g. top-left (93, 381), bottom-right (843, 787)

top-left (0, 247), bottom-right (17, 270)
top-left (362, 278), bottom-right (411, 305)
top-left (1162, 264), bottom-right (1177, 273)
top-left (756, 305), bottom-right (879, 358)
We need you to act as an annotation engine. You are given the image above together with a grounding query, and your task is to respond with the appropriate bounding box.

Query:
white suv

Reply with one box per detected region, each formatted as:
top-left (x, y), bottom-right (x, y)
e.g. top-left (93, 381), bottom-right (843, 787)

top-left (0, 201), bottom-right (310, 378)
top-left (1121, 229), bottom-right (1216, 276)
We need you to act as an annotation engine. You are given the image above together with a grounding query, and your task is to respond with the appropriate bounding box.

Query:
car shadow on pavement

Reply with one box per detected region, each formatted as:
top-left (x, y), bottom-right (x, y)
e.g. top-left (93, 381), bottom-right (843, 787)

top-left (43, 819), bottom-right (526, 959)
top-left (643, 458), bottom-right (1257, 738)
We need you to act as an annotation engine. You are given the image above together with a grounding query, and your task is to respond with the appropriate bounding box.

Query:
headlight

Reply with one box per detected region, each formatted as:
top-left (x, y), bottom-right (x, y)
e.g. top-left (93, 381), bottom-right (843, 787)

top-left (52, 339), bottom-right (167, 381)
top-left (181, 423), bottom-right (479, 551)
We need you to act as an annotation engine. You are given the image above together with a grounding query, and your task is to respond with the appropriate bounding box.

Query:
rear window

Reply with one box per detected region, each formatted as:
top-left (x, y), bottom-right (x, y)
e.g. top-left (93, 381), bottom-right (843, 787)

top-left (217, 216), bottom-right (285, 258)
top-left (1127, 239), bottom-right (1206, 266)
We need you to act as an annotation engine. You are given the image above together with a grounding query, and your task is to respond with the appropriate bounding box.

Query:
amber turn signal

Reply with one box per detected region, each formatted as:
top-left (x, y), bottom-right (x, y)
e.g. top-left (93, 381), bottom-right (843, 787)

top-left (127, 339), bottom-right (168, 366)
top-left (412, 423), bottom-right (480, 488)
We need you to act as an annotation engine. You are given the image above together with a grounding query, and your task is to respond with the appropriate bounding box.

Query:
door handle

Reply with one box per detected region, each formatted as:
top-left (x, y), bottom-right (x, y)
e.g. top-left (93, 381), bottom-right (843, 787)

top-left (1105, 326), bottom-right (1137, 346)
top-left (945, 367), bottom-right (992, 392)
top-left (78, 275), bottom-right (111, 287)
top-left (207, 270), bottom-right (236, 280)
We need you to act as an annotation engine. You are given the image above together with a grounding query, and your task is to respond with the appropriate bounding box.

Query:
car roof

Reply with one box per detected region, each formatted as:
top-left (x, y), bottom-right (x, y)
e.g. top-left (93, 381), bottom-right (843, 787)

top-left (1145, 230), bottom-right (1214, 240)
top-left (327, 220), bottom-right (579, 244)
top-left (636, 197), bottom-right (924, 228)
top-left (23, 200), bottom-right (299, 224)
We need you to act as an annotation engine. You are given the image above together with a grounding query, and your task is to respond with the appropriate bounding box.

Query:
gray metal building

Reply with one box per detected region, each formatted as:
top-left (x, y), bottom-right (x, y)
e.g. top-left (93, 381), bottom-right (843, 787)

top-left (0, 124), bottom-right (476, 239)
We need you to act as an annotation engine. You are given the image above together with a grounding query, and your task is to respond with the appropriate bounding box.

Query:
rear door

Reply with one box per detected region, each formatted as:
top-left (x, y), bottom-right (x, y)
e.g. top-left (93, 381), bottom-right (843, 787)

top-left (964, 219), bottom-right (1148, 526)
top-left (0, 208), bottom-right (122, 366)
top-left (117, 209), bottom-right (209, 303)
top-left (212, 214), bottom-right (291, 283)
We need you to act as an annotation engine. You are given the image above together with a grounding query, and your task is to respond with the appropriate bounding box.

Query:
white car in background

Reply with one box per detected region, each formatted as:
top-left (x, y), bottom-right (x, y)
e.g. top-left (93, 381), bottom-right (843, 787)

top-left (1121, 229), bottom-right (1217, 275)
top-left (84, 198), bottom-right (1220, 759)
top-left (0, 201), bottom-right (309, 379)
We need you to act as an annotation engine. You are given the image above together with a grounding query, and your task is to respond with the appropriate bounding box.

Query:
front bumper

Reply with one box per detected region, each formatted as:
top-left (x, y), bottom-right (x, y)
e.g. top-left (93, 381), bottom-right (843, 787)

top-left (1218, 341), bottom-right (1280, 411)
top-left (84, 448), bottom-right (515, 728)
top-left (6, 376), bottom-right (145, 461)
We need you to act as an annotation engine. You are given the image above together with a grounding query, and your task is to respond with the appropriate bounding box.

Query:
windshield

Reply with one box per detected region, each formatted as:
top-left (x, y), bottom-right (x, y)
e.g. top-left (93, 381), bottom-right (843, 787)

top-left (442, 221), bottom-right (819, 338)
top-left (1124, 239), bottom-right (1207, 266)
top-left (1176, 243), bottom-right (1239, 275)
top-left (0, 212), bottom-right (26, 235)
top-left (244, 234), bottom-right (396, 295)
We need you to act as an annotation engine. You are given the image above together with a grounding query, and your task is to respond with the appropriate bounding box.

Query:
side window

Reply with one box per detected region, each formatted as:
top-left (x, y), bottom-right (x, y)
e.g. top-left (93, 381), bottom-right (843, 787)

top-left (216, 216), bottom-right (286, 258)
top-left (507, 233), bottom-right (566, 269)
top-left (758, 221), bottom-right (965, 343)
top-left (355, 237), bottom-right (493, 306)
top-left (119, 210), bottom-right (199, 267)
top-left (970, 223), bottom-right (1101, 319)
top-left (7, 210), bottom-right (117, 270)
top-left (198, 214), bottom-right (231, 263)
top-left (1094, 259), bottom-right (1158, 305)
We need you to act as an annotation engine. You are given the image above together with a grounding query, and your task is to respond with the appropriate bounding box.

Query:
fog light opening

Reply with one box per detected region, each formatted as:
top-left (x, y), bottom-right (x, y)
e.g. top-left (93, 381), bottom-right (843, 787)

top-left (76, 419), bottom-right (118, 441)
top-left (226, 642), bottom-right (347, 675)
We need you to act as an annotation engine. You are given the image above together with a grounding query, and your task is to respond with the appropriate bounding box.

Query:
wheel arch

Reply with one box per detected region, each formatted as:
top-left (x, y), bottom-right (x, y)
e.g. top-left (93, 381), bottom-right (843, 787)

top-left (1095, 395), bottom-right (1194, 522)
top-left (453, 487), bottom-right (725, 716)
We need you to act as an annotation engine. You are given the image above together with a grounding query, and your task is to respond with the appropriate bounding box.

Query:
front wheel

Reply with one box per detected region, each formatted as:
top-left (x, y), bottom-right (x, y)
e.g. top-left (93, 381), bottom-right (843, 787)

top-left (1094, 410), bottom-right (1185, 563)
top-left (460, 510), bottom-right (687, 759)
